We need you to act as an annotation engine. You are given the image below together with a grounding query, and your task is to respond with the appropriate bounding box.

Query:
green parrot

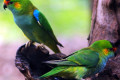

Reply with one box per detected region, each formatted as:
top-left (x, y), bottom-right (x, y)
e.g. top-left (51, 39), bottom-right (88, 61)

top-left (3, 0), bottom-right (63, 53)
top-left (39, 40), bottom-right (117, 80)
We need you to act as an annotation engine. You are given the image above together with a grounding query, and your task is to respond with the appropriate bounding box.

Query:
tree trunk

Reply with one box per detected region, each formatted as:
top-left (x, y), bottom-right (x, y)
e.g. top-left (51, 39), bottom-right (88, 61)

top-left (88, 0), bottom-right (120, 80)
top-left (88, 0), bottom-right (120, 44)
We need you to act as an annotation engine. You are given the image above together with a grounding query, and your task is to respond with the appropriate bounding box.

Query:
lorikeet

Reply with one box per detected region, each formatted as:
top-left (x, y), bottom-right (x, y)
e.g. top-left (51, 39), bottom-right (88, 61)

top-left (3, 0), bottom-right (63, 53)
top-left (40, 40), bottom-right (117, 80)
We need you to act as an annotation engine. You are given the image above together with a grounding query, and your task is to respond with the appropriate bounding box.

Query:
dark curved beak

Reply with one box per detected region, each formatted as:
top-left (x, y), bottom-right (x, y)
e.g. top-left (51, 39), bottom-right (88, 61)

top-left (3, 4), bottom-right (7, 10)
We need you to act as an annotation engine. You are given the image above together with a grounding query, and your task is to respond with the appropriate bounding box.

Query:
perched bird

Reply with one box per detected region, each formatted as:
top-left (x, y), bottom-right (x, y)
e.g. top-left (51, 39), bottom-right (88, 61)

top-left (3, 0), bottom-right (63, 53)
top-left (39, 40), bottom-right (117, 80)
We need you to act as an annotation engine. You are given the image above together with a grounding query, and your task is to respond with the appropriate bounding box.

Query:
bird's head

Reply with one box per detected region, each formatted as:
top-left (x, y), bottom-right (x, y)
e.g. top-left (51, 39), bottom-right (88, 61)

top-left (3, 0), bottom-right (22, 10)
top-left (90, 40), bottom-right (117, 57)
top-left (3, 0), bottom-right (32, 15)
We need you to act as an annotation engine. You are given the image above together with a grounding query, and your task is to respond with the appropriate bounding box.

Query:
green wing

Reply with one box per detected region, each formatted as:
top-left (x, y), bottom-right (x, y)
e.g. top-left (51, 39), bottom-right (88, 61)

top-left (33, 10), bottom-right (63, 47)
top-left (45, 48), bottom-right (99, 68)
top-left (67, 48), bottom-right (99, 67)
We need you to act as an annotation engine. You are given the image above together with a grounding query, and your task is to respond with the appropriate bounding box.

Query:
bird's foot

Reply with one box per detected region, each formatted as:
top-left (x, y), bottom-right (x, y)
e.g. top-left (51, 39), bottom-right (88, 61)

top-left (36, 43), bottom-right (45, 50)
top-left (38, 43), bottom-right (45, 48)
top-left (25, 41), bottom-right (34, 48)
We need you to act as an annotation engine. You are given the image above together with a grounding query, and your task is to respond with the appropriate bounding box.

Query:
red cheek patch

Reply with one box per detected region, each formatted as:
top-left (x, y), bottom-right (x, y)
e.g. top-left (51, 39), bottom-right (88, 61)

top-left (113, 47), bottom-right (117, 52)
top-left (4, 0), bottom-right (10, 5)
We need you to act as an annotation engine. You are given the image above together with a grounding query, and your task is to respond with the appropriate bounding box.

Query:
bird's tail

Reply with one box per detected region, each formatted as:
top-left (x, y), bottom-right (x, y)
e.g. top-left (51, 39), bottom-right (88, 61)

top-left (46, 42), bottom-right (62, 53)
top-left (39, 67), bottom-right (65, 79)
top-left (52, 45), bottom-right (61, 53)
top-left (57, 42), bottom-right (64, 47)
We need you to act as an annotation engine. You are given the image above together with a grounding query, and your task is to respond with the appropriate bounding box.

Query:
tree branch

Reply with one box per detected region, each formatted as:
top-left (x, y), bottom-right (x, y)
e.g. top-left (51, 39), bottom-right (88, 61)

top-left (15, 44), bottom-right (67, 80)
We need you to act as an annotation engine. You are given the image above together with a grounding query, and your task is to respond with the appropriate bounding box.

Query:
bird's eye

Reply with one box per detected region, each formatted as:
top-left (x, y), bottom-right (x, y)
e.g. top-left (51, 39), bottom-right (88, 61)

top-left (109, 47), bottom-right (117, 52)
top-left (109, 48), bottom-right (113, 51)
top-left (9, 2), bottom-right (13, 4)
top-left (8, 1), bottom-right (13, 5)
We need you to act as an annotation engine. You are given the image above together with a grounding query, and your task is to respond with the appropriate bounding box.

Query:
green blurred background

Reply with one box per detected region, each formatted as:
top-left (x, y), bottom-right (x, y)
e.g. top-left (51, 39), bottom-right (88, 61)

top-left (0, 0), bottom-right (91, 80)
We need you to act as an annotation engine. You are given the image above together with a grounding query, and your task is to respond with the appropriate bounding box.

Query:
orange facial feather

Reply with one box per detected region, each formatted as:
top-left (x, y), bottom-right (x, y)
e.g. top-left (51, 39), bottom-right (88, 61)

top-left (14, 2), bottom-right (21, 8)
top-left (103, 49), bottom-right (109, 55)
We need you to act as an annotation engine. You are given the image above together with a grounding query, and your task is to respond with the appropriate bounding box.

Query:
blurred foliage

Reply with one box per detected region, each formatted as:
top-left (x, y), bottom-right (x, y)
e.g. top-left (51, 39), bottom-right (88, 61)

top-left (0, 0), bottom-right (90, 43)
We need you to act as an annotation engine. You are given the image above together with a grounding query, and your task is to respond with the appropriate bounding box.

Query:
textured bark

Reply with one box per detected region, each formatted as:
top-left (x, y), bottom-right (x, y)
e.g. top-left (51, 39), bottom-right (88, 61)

top-left (88, 0), bottom-right (120, 80)
top-left (89, 0), bottom-right (119, 44)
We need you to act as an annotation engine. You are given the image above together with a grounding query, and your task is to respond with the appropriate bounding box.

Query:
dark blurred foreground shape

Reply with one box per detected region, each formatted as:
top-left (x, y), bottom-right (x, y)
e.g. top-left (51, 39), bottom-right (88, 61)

top-left (15, 44), bottom-right (68, 80)
top-left (15, 0), bottom-right (120, 80)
